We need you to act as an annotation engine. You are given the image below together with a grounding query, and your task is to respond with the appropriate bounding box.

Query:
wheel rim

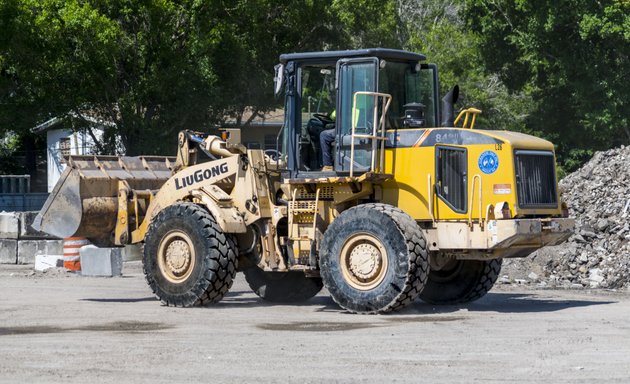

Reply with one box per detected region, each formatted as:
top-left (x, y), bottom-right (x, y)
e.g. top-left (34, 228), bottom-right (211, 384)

top-left (429, 257), bottom-right (464, 283)
top-left (339, 233), bottom-right (388, 290)
top-left (157, 230), bottom-right (196, 284)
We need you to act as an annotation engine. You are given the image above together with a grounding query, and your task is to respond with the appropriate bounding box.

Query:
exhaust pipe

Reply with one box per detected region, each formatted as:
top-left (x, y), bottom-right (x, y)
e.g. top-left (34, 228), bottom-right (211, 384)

top-left (441, 85), bottom-right (460, 127)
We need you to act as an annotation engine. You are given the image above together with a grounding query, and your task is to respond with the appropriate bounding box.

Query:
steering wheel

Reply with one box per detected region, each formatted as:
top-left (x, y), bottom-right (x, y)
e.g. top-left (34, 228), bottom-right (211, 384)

top-left (264, 149), bottom-right (280, 161)
top-left (313, 113), bottom-right (334, 125)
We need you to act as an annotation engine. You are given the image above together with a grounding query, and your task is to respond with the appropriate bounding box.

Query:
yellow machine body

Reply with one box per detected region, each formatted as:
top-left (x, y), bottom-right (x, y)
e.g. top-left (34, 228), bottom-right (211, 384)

top-left (381, 128), bottom-right (561, 221)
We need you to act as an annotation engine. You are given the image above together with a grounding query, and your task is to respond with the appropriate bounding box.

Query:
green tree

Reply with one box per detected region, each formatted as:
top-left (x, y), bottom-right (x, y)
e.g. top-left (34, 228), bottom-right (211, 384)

top-left (464, 0), bottom-right (630, 170)
top-left (0, 0), bottom-right (355, 156)
top-left (4, 0), bottom-right (532, 161)
top-left (332, 0), bottom-right (404, 48)
top-left (2, 0), bottom-right (229, 155)
top-left (397, 0), bottom-right (535, 135)
top-left (206, 0), bottom-right (346, 125)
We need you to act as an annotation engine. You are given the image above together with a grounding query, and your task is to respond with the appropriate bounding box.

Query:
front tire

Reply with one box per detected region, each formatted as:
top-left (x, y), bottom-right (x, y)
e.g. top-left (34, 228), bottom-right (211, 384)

top-left (243, 267), bottom-right (323, 303)
top-left (143, 203), bottom-right (237, 307)
top-left (419, 256), bottom-right (502, 305)
top-left (319, 203), bottom-right (429, 314)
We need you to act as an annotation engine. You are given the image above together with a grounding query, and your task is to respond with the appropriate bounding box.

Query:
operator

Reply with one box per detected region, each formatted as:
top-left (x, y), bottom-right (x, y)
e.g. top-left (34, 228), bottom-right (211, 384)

top-left (319, 109), bottom-right (336, 172)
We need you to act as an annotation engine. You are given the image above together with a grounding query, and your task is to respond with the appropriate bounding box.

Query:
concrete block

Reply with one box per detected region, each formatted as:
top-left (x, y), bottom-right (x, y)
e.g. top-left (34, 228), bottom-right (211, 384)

top-left (0, 239), bottom-right (17, 264)
top-left (0, 212), bottom-right (19, 239)
top-left (17, 240), bottom-right (63, 264)
top-left (122, 244), bottom-right (143, 262)
top-left (18, 211), bottom-right (59, 240)
top-left (80, 245), bottom-right (123, 277)
top-left (35, 254), bottom-right (64, 271)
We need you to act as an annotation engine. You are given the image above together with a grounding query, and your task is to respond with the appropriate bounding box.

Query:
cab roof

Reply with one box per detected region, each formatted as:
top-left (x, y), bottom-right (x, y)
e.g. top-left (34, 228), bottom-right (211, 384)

top-left (279, 48), bottom-right (426, 64)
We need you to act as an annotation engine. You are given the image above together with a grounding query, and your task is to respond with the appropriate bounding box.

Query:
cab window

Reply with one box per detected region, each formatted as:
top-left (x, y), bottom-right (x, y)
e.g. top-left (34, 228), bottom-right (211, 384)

top-left (296, 65), bottom-right (336, 171)
top-left (378, 61), bottom-right (437, 128)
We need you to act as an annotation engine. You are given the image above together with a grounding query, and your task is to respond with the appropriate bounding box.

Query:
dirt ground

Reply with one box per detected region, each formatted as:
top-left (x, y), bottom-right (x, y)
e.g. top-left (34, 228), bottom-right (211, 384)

top-left (1, 262), bottom-right (629, 384)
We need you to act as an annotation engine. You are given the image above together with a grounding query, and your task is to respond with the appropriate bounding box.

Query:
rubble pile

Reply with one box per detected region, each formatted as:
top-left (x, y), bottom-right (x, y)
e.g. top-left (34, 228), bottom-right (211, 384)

top-left (501, 146), bottom-right (630, 290)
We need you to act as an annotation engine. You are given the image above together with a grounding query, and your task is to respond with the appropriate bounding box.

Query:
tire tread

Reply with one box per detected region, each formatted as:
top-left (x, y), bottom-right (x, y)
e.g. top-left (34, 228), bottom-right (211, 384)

top-left (320, 203), bottom-right (429, 314)
top-left (143, 202), bottom-right (237, 307)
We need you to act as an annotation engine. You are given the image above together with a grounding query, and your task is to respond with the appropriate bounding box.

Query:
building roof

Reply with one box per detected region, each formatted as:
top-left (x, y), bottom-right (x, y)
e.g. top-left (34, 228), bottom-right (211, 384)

top-left (279, 48), bottom-right (426, 64)
top-left (31, 113), bottom-right (115, 134)
top-left (31, 117), bottom-right (63, 134)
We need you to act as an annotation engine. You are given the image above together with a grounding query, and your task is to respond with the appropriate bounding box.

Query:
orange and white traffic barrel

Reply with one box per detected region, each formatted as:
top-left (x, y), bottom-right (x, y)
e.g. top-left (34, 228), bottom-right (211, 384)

top-left (63, 237), bottom-right (89, 271)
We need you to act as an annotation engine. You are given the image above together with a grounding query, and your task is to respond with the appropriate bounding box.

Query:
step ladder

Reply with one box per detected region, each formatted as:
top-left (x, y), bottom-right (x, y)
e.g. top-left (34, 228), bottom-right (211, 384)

top-left (288, 187), bottom-right (321, 265)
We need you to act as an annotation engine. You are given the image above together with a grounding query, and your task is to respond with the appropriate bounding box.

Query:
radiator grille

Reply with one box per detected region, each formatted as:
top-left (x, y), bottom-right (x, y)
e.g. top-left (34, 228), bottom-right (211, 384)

top-left (436, 146), bottom-right (467, 212)
top-left (514, 150), bottom-right (557, 208)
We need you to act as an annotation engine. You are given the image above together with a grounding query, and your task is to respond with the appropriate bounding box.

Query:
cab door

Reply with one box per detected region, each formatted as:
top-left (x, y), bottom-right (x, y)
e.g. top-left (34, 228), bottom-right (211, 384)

top-left (335, 58), bottom-right (379, 173)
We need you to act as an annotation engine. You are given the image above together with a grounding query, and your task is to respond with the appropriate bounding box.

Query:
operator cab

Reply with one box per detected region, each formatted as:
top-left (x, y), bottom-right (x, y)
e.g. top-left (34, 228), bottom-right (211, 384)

top-left (275, 48), bottom-right (439, 178)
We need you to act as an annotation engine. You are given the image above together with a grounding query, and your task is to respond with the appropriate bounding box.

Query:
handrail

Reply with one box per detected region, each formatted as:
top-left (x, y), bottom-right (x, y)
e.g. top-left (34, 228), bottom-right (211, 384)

top-left (454, 108), bottom-right (482, 129)
top-left (468, 174), bottom-right (483, 228)
top-left (427, 173), bottom-right (435, 224)
top-left (291, 188), bottom-right (298, 207)
top-left (349, 91), bottom-right (392, 177)
top-left (312, 187), bottom-right (320, 239)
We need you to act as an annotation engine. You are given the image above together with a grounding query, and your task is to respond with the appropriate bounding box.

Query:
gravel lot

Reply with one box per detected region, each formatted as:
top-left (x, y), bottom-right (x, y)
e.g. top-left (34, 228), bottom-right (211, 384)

top-left (1, 262), bottom-right (629, 383)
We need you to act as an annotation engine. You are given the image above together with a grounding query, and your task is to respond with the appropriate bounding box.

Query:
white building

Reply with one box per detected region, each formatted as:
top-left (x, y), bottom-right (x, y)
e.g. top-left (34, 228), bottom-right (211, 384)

top-left (31, 115), bottom-right (116, 192)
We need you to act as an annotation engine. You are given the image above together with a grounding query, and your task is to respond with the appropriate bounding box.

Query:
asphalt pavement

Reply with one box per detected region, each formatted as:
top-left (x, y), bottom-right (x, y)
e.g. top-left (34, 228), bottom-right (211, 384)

top-left (1, 262), bottom-right (629, 383)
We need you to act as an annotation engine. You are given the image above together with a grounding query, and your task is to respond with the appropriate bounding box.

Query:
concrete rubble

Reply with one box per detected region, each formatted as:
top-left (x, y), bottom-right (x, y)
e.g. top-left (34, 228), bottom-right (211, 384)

top-left (0, 239), bottom-right (18, 264)
top-left (17, 239), bottom-right (63, 264)
top-left (80, 245), bottom-right (123, 277)
top-left (1, 211), bottom-right (131, 277)
top-left (502, 145), bottom-right (630, 290)
top-left (0, 211), bottom-right (19, 239)
top-left (34, 254), bottom-right (64, 271)
top-left (0, 211), bottom-right (62, 264)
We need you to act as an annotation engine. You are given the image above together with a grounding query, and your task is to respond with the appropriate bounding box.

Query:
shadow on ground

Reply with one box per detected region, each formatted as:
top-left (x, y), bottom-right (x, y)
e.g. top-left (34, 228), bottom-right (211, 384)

top-left (81, 297), bottom-right (157, 303)
top-left (215, 291), bottom-right (617, 316)
top-left (402, 292), bottom-right (616, 315)
top-left (0, 321), bottom-right (172, 336)
top-left (80, 289), bottom-right (251, 304)
top-left (77, 290), bottom-right (617, 318)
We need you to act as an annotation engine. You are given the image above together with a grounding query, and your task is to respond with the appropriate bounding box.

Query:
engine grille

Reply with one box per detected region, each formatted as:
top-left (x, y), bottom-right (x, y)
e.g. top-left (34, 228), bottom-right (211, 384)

top-left (436, 146), bottom-right (467, 213)
top-left (514, 150), bottom-right (558, 208)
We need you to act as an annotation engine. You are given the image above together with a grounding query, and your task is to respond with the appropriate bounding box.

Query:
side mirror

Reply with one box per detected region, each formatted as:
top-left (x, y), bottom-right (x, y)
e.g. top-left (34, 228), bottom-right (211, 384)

top-left (274, 64), bottom-right (285, 97)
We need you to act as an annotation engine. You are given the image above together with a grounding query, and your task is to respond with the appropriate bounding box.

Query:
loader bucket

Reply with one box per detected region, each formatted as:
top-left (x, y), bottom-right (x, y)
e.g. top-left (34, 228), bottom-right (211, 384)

top-left (33, 155), bottom-right (175, 246)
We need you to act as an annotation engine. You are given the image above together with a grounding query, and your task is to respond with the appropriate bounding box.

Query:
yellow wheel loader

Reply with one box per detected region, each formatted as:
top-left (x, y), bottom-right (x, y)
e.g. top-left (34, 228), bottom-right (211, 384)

top-left (34, 49), bottom-right (574, 313)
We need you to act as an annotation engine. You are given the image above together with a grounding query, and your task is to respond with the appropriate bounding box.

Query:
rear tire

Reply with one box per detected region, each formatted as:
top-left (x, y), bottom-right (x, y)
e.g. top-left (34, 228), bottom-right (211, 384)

top-left (319, 203), bottom-right (429, 314)
top-left (419, 256), bottom-right (502, 305)
top-left (243, 267), bottom-right (323, 303)
top-left (143, 203), bottom-right (237, 307)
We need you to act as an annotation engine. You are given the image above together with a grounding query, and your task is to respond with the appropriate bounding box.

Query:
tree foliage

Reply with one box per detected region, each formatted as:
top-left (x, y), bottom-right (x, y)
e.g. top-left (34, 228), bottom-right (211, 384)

top-left (1, 0), bottom-right (627, 172)
top-left (0, 0), bottom-right (348, 155)
top-left (2, 0), bottom-right (218, 155)
top-left (399, 0), bottom-right (535, 137)
top-left (464, 0), bottom-right (630, 170)
top-left (333, 0), bottom-right (404, 48)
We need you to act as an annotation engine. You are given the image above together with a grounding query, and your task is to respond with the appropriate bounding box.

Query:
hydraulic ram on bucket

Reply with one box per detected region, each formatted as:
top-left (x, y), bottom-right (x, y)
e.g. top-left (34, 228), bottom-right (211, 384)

top-left (33, 155), bottom-right (174, 246)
